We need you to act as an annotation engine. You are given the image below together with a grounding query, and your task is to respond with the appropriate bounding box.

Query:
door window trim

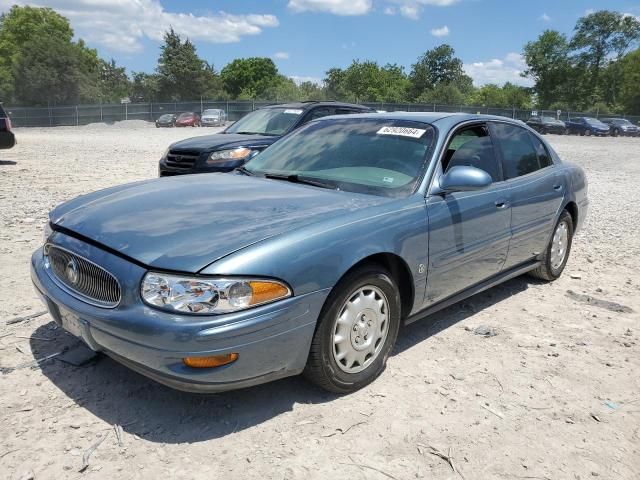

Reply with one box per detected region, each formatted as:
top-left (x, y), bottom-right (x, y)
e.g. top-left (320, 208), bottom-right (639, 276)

top-left (427, 120), bottom-right (504, 196)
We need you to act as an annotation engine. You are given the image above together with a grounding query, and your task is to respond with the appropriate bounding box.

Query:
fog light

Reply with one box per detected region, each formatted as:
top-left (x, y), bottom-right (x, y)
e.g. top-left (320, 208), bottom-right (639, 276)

top-left (182, 353), bottom-right (239, 368)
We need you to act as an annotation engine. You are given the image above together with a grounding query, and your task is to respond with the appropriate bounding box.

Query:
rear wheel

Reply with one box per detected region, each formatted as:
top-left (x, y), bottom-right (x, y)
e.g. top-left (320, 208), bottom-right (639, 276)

top-left (585, 129), bottom-right (592, 136)
top-left (564, 128), bottom-right (570, 135)
top-left (529, 210), bottom-right (574, 282)
top-left (304, 265), bottom-right (401, 393)
top-left (612, 128), bottom-right (619, 137)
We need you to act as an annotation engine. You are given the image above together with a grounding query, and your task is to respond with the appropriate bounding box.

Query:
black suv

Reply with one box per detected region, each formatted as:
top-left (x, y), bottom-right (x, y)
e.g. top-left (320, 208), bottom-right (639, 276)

top-left (158, 101), bottom-right (375, 176)
top-left (525, 116), bottom-right (567, 135)
top-left (0, 103), bottom-right (15, 149)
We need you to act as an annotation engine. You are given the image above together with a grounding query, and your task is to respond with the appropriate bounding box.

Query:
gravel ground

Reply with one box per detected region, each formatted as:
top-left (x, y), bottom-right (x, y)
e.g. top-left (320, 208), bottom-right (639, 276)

top-left (1, 123), bottom-right (639, 480)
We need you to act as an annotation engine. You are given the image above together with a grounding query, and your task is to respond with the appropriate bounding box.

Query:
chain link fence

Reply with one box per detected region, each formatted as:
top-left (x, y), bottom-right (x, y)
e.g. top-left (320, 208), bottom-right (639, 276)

top-left (5, 100), bottom-right (640, 128)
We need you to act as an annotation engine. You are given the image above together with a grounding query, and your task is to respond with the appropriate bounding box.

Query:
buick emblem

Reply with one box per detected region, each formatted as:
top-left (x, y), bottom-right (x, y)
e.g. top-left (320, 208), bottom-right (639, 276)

top-left (66, 258), bottom-right (79, 285)
top-left (174, 155), bottom-right (182, 162)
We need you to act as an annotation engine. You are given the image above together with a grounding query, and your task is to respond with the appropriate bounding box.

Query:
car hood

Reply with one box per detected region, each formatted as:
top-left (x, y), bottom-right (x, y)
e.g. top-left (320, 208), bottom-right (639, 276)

top-left (169, 133), bottom-right (276, 152)
top-left (49, 174), bottom-right (390, 273)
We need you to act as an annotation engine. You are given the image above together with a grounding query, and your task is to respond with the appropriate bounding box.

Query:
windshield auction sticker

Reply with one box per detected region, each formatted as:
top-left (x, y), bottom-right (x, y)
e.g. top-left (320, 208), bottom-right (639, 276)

top-left (377, 126), bottom-right (426, 138)
top-left (284, 109), bottom-right (303, 115)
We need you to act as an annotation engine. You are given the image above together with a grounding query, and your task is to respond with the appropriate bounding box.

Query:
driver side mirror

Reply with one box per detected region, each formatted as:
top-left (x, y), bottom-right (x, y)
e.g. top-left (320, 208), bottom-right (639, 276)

top-left (437, 165), bottom-right (492, 193)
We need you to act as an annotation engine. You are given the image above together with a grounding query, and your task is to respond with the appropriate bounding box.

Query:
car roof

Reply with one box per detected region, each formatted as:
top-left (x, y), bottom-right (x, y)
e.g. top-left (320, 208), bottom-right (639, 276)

top-left (313, 111), bottom-right (527, 129)
top-left (262, 101), bottom-right (373, 111)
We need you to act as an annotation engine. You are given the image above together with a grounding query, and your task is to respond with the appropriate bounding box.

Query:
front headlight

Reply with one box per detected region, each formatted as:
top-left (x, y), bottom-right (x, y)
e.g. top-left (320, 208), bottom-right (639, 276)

top-left (141, 273), bottom-right (291, 314)
top-left (43, 221), bottom-right (53, 244)
top-left (207, 147), bottom-right (252, 165)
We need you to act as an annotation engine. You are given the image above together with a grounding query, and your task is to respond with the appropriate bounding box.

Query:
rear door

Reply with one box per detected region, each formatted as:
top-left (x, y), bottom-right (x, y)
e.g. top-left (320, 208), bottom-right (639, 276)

top-left (489, 122), bottom-right (564, 269)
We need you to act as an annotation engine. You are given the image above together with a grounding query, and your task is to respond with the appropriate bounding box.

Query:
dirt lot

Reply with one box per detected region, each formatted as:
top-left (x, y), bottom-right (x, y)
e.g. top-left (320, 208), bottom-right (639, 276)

top-left (1, 122), bottom-right (639, 480)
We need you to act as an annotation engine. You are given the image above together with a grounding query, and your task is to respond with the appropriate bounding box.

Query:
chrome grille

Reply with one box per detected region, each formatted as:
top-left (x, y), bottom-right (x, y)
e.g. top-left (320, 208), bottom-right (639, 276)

top-left (45, 244), bottom-right (121, 307)
top-left (165, 150), bottom-right (200, 169)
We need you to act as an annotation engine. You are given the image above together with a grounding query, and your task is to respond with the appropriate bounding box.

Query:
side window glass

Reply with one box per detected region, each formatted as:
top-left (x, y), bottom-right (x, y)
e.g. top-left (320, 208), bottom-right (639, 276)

top-left (492, 123), bottom-right (541, 179)
top-left (444, 126), bottom-right (500, 182)
top-left (305, 108), bottom-right (333, 122)
top-left (529, 133), bottom-right (552, 168)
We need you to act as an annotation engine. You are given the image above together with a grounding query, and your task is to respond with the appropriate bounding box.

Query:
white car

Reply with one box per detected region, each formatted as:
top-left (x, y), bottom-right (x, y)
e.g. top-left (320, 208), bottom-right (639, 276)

top-left (201, 109), bottom-right (227, 127)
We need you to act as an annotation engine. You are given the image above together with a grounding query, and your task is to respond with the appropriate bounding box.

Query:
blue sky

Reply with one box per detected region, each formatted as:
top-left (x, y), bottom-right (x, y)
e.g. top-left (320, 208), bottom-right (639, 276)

top-left (1, 1), bottom-right (639, 86)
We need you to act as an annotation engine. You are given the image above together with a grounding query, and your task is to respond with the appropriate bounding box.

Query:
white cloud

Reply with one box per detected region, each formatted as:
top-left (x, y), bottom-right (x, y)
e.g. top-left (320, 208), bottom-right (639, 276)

top-left (386, 0), bottom-right (460, 19)
top-left (400, 5), bottom-right (419, 19)
top-left (273, 52), bottom-right (290, 60)
top-left (431, 25), bottom-right (450, 37)
top-left (540, 13), bottom-right (550, 22)
top-left (287, 0), bottom-right (372, 15)
top-left (464, 52), bottom-right (534, 87)
top-left (0, 0), bottom-right (278, 52)
top-left (384, 6), bottom-right (396, 15)
top-left (289, 75), bottom-right (323, 85)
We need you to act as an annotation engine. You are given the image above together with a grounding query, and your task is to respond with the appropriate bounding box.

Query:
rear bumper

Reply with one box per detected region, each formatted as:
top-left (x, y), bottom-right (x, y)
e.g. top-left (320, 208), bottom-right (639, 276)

top-left (31, 241), bottom-right (329, 393)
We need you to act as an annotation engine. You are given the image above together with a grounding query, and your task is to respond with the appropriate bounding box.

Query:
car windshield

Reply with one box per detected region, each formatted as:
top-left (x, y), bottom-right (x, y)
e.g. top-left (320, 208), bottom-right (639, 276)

top-left (584, 117), bottom-right (606, 127)
top-left (613, 119), bottom-right (632, 125)
top-left (226, 107), bottom-right (303, 136)
top-left (178, 113), bottom-right (193, 119)
top-left (244, 118), bottom-right (435, 197)
top-left (159, 114), bottom-right (173, 121)
top-left (203, 109), bottom-right (221, 116)
top-left (541, 116), bottom-right (557, 122)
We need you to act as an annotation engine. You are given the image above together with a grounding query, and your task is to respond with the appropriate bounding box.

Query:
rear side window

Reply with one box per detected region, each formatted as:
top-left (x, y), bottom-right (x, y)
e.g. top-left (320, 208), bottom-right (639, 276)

top-left (306, 107), bottom-right (333, 122)
top-left (491, 123), bottom-right (541, 180)
top-left (529, 134), bottom-right (552, 168)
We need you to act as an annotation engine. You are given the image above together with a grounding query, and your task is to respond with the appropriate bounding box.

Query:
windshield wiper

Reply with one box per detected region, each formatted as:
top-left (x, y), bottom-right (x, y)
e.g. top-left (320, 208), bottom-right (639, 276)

top-left (232, 131), bottom-right (279, 136)
top-left (263, 173), bottom-right (338, 190)
top-left (235, 166), bottom-right (254, 176)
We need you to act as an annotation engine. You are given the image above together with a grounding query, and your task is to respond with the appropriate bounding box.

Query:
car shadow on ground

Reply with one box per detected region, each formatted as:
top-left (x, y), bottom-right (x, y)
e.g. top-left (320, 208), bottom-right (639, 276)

top-left (31, 275), bottom-right (532, 444)
top-left (0, 159), bottom-right (17, 166)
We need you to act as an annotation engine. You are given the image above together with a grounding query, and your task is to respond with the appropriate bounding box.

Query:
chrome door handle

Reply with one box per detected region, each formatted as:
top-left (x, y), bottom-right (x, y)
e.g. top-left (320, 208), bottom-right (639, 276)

top-left (553, 184), bottom-right (563, 191)
top-left (495, 200), bottom-right (509, 209)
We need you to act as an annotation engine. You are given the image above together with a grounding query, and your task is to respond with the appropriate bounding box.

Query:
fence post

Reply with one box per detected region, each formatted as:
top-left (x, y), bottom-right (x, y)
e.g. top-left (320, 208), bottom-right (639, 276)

top-left (149, 102), bottom-right (153, 121)
top-left (252, 99), bottom-right (255, 111)
top-left (76, 105), bottom-right (79, 126)
top-left (512, 106), bottom-right (515, 119)
top-left (49, 105), bottom-right (52, 127)
top-left (100, 103), bottom-right (103, 122)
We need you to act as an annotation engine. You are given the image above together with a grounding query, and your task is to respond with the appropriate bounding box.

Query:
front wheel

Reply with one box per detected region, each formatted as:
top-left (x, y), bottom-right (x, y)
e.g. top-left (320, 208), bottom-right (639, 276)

top-left (585, 129), bottom-right (592, 136)
top-left (304, 265), bottom-right (401, 393)
top-left (529, 210), bottom-right (574, 282)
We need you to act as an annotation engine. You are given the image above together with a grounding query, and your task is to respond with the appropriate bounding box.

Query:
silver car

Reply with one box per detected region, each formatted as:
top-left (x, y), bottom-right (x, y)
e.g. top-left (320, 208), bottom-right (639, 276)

top-left (201, 109), bottom-right (227, 127)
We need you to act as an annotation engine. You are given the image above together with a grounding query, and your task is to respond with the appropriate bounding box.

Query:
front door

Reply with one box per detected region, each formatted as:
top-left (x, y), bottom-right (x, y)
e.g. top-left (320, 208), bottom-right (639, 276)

top-left (424, 123), bottom-right (512, 305)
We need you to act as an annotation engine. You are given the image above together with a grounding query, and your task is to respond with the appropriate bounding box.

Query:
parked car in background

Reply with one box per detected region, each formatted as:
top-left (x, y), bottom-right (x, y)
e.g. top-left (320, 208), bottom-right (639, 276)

top-left (600, 118), bottom-right (639, 137)
top-left (174, 112), bottom-right (201, 127)
top-left (155, 114), bottom-right (177, 128)
top-left (33, 112), bottom-right (588, 393)
top-left (0, 103), bottom-right (16, 149)
top-left (159, 101), bottom-right (375, 176)
top-left (201, 109), bottom-right (227, 127)
top-left (526, 116), bottom-right (567, 135)
top-left (565, 117), bottom-right (610, 136)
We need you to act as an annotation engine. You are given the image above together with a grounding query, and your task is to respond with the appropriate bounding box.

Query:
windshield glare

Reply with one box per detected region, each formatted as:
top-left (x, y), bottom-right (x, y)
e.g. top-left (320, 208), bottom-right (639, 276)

top-left (203, 109), bottom-right (221, 116)
top-left (226, 108), bottom-right (303, 135)
top-left (245, 118), bottom-right (435, 197)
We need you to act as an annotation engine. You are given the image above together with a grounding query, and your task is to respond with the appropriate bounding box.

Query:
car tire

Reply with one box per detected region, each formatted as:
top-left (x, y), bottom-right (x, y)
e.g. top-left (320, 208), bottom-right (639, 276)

top-left (585, 129), bottom-right (592, 136)
top-left (529, 210), bottom-right (574, 282)
top-left (564, 128), bottom-right (570, 135)
top-left (304, 264), bottom-right (401, 393)
top-left (612, 128), bottom-right (619, 137)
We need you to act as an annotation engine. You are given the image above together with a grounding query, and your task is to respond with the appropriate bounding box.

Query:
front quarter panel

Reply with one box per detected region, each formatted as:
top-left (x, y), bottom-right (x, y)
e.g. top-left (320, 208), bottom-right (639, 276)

top-left (201, 196), bottom-right (429, 315)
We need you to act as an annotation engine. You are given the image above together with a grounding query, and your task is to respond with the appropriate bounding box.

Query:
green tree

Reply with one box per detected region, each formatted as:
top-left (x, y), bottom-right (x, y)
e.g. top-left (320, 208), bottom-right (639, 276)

top-left (522, 30), bottom-right (572, 108)
top-left (0, 5), bottom-right (74, 102)
top-left (570, 10), bottom-right (640, 104)
top-left (157, 28), bottom-right (220, 101)
top-left (409, 44), bottom-right (473, 99)
top-left (298, 81), bottom-right (325, 101)
top-left (12, 33), bottom-right (84, 105)
top-left (324, 67), bottom-right (348, 100)
top-left (416, 83), bottom-right (464, 105)
top-left (220, 57), bottom-right (279, 99)
top-left (98, 59), bottom-right (130, 103)
top-left (130, 72), bottom-right (160, 102)
top-left (619, 48), bottom-right (640, 114)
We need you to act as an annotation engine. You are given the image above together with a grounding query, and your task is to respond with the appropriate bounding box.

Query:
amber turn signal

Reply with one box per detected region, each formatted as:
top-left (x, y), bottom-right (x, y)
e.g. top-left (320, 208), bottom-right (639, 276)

top-left (249, 281), bottom-right (290, 305)
top-left (182, 353), bottom-right (239, 368)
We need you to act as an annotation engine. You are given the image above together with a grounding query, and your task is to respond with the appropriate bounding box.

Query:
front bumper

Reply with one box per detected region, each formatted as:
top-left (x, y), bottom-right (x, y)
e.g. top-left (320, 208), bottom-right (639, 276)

top-left (31, 234), bottom-right (329, 393)
top-left (158, 157), bottom-right (243, 176)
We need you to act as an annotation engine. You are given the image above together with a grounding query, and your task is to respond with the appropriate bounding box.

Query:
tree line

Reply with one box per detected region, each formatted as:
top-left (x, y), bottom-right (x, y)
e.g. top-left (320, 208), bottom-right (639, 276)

top-left (0, 5), bottom-right (638, 114)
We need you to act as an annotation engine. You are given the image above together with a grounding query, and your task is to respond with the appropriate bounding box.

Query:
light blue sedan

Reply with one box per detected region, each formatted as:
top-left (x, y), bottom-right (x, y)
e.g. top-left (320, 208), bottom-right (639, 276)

top-left (31, 112), bottom-right (589, 393)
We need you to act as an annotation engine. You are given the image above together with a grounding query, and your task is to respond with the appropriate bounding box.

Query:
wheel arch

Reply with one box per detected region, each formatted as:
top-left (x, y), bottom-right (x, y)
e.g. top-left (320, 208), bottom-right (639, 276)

top-left (564, 200), bottom-right (578, 227)
top-left (339, 252), bottom-right (415, 321)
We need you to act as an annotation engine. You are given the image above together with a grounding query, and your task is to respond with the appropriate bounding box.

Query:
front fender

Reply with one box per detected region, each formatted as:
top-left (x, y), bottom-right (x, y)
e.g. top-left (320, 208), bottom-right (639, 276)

top-left (201, 196), bottom-right (429, 314)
